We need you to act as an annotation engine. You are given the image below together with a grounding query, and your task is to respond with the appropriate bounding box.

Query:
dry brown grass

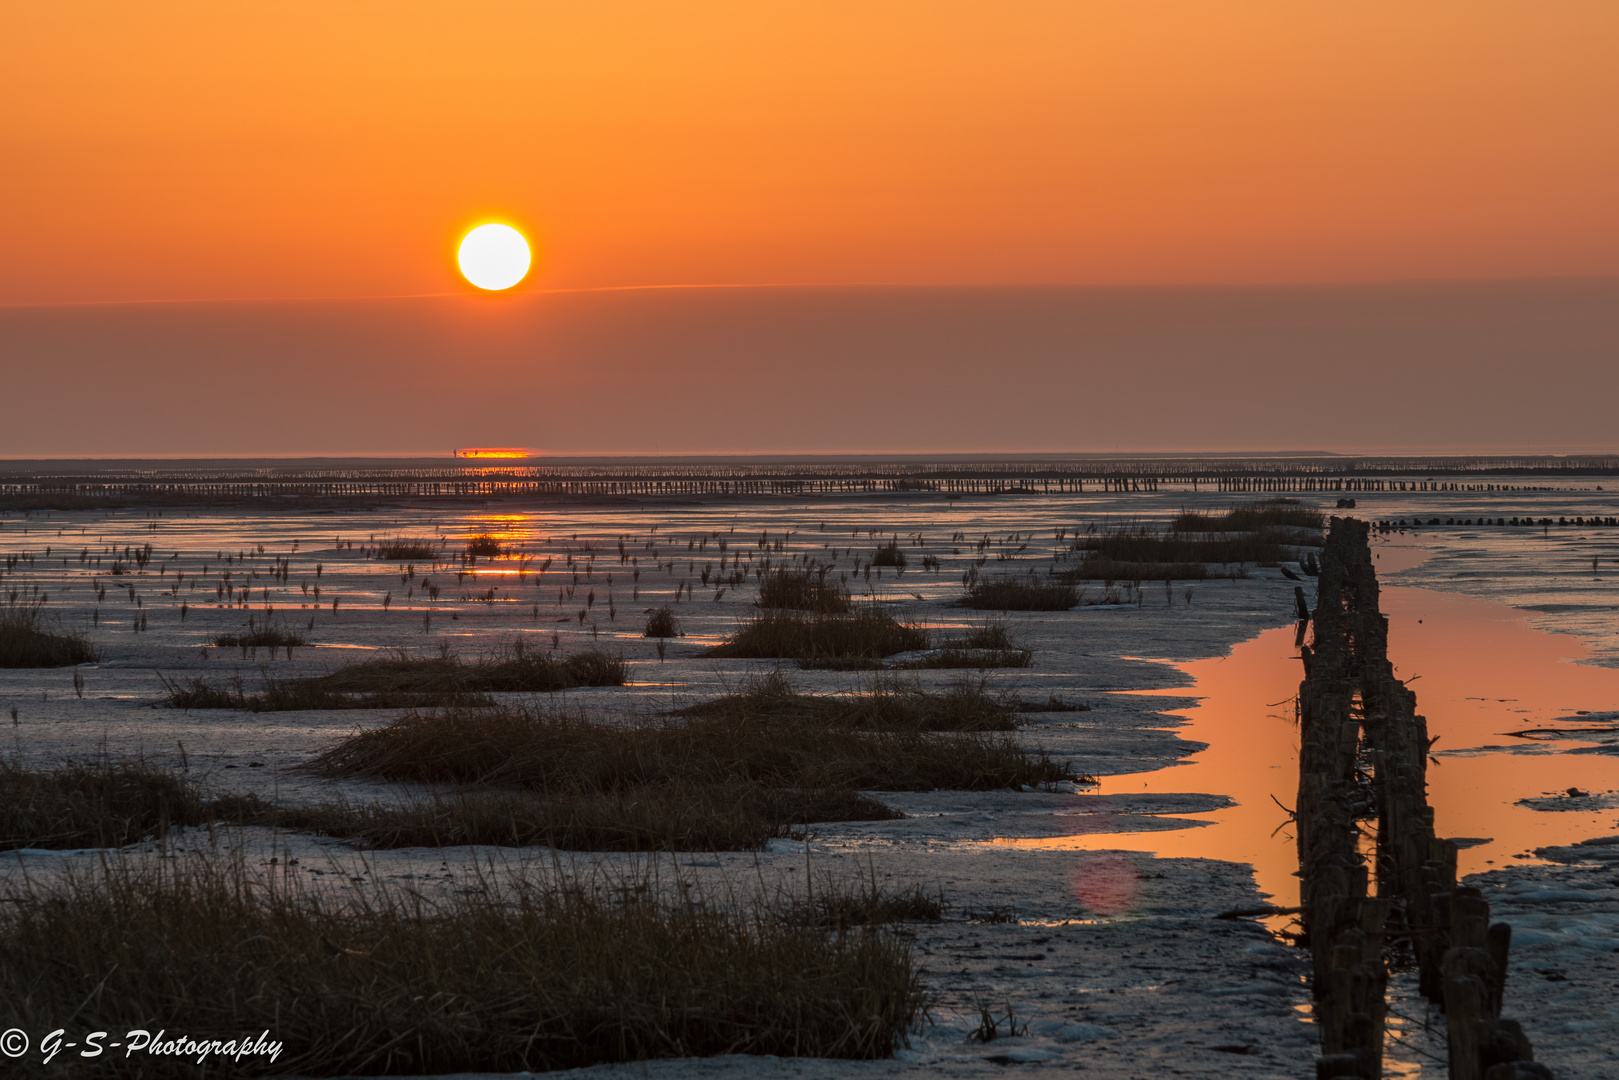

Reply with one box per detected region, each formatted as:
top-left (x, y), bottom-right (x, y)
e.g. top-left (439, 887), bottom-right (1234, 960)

top-left (308, 703), bottom-right (1073, 794)
top-left (0, 759), bottom-right (203, 850)
top-left (1171, 499), bottom-right (1325, 533)
top-left (1072, 525), bottom-right (1290, 567)
top-left (376, 538), bottom-right (438, 560)
top-left (705, 606), bottom-right (929, 663)
top-left (679, 670), bottom-right (1018, 732)
top-left (644, 606), bottom-right (682, 637)
top-left (959, 573), bottom-right (1078, 611)
top-left (0, 859), bottom-right (924, 1075)
top-left (871, 540), bottom-right (907, 568)
top-left (756, 568), bottom-right (850, 613)
top-left (894, 620), bottom-right (1033, 670)
top-left (0, 600), bottom-right (97, 668)
top-left (214, 615), bottom-right (308, 651)
top-left (164, 644), bottom-right (624, 710)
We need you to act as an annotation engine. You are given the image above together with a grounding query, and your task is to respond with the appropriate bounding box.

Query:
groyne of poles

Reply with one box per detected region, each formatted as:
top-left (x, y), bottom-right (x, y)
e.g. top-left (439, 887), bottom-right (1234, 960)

top-left (0, 454), bottom-right (1611, 504)
top-left (1298, 518), bottom-right (1551, 1079)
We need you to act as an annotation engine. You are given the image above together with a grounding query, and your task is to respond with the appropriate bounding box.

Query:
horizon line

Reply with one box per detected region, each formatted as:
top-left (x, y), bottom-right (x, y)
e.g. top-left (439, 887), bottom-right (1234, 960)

top-left (3, 447), bottom-right (1617, 464)
top-left (5, 272), bottom-right (1619, 311)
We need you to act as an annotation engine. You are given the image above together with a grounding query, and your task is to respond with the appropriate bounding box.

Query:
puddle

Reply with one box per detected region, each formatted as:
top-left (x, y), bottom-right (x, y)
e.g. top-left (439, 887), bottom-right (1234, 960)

top-left (991, 583), bottom-right (1619, 912)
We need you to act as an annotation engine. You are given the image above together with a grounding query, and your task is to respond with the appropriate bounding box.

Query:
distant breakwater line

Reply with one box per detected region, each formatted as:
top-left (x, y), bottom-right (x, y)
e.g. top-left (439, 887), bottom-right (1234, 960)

top-left (1, 454), bottom-right (1613, 507)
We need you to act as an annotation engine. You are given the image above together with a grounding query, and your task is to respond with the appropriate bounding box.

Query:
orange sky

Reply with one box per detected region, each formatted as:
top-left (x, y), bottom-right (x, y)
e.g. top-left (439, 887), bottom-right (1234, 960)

top-left (6, 2), bottom-right (1619, 304)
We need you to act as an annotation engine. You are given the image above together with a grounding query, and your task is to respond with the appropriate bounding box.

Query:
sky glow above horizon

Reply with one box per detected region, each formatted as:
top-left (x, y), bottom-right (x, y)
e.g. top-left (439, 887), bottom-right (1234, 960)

top-left (2, 3), bottom-right (1617, 456)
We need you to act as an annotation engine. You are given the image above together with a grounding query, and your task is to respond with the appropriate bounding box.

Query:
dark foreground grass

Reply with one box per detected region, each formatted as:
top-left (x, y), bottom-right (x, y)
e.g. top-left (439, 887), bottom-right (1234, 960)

top-left (756, 568), bottom-right (850, 613)
top-left (0, 759), bottom-right (207, 850)
top-left (680, 671), bottom-right (1018, 731)
top-left (705, 607), bottom-right (929, 664)
top-left (0, 600), bottom-right (97, 668)
top-left (0, 862), bottom-right (924, 1076)
top-left (164, 644), bottom-right (625, 710)
top-left (960, 573), bottom-right (1078, 611)
top-left (310, 703), bottom-right (1073, 794)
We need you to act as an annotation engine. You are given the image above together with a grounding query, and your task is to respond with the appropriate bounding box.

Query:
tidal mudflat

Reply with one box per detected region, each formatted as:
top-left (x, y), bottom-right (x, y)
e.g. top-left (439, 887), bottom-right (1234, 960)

top-left (1, 480), bottom-right (1615, 1077)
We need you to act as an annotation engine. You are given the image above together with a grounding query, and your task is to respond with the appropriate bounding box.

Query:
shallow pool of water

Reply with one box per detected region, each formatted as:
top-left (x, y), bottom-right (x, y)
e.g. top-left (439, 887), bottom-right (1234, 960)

top-left (994, 577), bottom-right (1619, 912)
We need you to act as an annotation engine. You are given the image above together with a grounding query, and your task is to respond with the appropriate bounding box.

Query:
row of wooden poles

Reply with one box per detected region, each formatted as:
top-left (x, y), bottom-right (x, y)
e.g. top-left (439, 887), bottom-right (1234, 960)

top-left (1297, 518), bottom-right (1551, 1079)
top-left (0, 475), bottom-right (1565, 501)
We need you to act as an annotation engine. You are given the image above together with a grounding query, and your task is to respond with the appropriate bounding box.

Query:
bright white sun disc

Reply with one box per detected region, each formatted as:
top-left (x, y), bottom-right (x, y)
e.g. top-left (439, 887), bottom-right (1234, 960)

top-left (458, 224), bottom-right (531, 291)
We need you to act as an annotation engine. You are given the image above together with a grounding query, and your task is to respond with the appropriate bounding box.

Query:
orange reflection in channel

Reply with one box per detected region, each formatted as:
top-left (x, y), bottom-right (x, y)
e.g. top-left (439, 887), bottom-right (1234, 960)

top-left (990, 584), bottom-right (1619, 912)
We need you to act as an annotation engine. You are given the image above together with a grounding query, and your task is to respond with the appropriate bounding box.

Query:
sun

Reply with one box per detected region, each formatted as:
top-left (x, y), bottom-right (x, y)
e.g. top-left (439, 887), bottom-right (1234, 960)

top-left (457, 224), bottom-right (531, 291)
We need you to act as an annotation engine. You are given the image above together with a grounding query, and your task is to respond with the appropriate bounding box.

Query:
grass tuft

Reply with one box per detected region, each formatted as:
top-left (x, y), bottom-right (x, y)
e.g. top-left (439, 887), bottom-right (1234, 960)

top-left (787, 882), bottom-right (944, 930)
top-left (465, 533), bottom-right (504, 557)
top-left (1171, 499), bottom-right (1325, 533)
top-left (214, 616), bottom-right (308, 650)
top-left (309, 703), bottom-right (1073, 795)
top-left (644, 607), bottom-right (682, 637)
top-left (0, 600), bottom-right (97, 668)
top-left (871, 541), bottom-right (907, 569)
top-left (0, 759), bottom-right (236, 850)
top-left (891, 620), bottom-right (1032, 670)
top-left (705, 606), bottom-right (928, 663)
top-left (163, 644), bottom-right (625, 711)
top-left (376, 537), bottom-right (438, 560)
top-left (0, 861), bottom-right (924, 1074)
top-left (757, 569), bottom-right (850, 613)
top-left (960, 573), bottom-right (1078, 611)
top-left (679, 671), bottom-right (1018, 732)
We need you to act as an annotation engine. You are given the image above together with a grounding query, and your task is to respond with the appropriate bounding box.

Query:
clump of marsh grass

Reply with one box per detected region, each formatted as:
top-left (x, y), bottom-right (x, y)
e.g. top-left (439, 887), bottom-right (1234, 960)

top-left (705, 606), bottom-right (928, 664)
top-left (157, 671), bottom-right (498, 713)
top-left (679, 670), bottom-right (1018, 732)
top-left (1071, 525), bottom-right (1288, 568)
top-left (1171, 499), bottom-right (1325, 533)
top-left (959, 572), bottom-right (1078, 611)
top-left (0, 759), bottom-right (209, 849)
top-left (308, 702), bottom-right (1073, 794)
top-left (214, 615), bottom-right (308, 651)
top-left (891, 620), bottom-right (1032, 670)
top-left (376, 537), bottom-right (438, 560)
top-left (756, 568), bottom-right (850, 614)
top-left (0, 860), bottom-right (924, 1075)
top-left (163, 643), bottom-right (625, 710)
top-left (465, 533), bottom-right (504, 557)
top-left (783, 878), bottom-right (944, 930)
top-left (0, 600), bottom-right (97, 668)
top-left (1063, 510), bottom-right (1325, 581)
top-left (871, 540), bottom-right (907, 569)
top-left (644, 606), bottom-right (682, 637)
